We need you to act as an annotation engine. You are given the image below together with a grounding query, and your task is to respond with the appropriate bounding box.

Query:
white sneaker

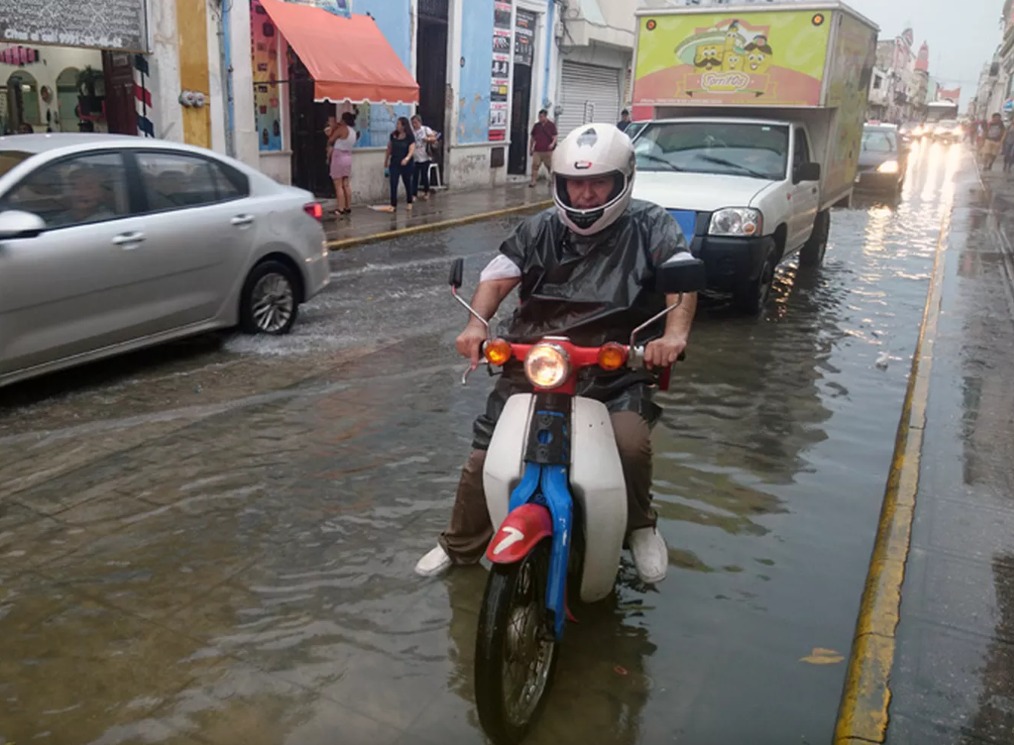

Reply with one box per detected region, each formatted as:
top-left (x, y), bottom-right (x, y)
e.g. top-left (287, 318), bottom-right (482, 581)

top-left (628, 527), bottom-right (668, 584)
top-left (414, 545), bottom-right (452, 577)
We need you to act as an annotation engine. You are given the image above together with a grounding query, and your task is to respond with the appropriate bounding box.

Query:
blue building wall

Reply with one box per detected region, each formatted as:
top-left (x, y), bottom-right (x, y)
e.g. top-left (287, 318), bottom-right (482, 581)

top-left (457, 0), bottom-right (493, 144)
top-left (348, 0), bottom-right (414, 147)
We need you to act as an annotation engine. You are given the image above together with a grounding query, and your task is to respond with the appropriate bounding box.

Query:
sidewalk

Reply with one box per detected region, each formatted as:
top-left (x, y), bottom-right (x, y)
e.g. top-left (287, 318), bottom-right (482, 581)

top-left (321, 181), bottom-right (553, 250)
top-left (835, 166), bottom-right (1014, 744)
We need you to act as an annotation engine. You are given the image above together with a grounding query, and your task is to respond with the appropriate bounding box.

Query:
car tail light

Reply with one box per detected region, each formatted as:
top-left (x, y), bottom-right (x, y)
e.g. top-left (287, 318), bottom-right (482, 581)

top-left (304, 202), bottom-right (323, 221)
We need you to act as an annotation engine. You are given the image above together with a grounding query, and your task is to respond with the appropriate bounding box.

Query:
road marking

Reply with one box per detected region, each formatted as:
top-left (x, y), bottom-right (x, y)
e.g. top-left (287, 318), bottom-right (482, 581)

top-left (832, 182), bottom-right (950, 744)
top-left (325, 201), bottom-right (552, 251)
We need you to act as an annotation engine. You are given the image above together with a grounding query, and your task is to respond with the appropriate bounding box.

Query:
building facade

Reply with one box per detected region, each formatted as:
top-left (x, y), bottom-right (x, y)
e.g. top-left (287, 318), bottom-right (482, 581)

top-left (0, 0), bottom-right (645, 198)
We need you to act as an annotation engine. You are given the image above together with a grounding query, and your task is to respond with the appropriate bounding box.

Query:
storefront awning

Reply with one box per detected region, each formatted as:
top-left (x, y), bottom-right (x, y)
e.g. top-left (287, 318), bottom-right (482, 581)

top-left (259, 0), bottom-right (419, 104)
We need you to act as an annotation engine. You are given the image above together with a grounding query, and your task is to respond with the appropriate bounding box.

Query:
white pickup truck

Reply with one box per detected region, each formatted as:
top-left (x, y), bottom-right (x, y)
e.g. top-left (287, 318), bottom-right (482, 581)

top-left (629, 2), bottom-right (878, 313)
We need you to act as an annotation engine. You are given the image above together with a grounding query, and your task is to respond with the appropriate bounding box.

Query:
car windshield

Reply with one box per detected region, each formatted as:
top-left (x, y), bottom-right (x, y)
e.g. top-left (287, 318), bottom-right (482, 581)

top-left (862, 130), bottom-right (897, 153)
top-left (634, 122), bottom-right (788, 180)
top-left (0, 151), bottom-right (32, 179)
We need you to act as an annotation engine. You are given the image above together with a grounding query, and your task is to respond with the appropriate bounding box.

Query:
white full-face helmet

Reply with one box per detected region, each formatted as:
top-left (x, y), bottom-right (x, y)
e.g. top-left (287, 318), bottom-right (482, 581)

top-left (551, 122), bottom-right (636, 236)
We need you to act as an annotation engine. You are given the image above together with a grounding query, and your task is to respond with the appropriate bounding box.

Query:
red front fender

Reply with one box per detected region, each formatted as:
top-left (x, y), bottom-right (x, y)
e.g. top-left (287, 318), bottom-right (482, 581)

top-left (486, 504), bottom-right (553, 564)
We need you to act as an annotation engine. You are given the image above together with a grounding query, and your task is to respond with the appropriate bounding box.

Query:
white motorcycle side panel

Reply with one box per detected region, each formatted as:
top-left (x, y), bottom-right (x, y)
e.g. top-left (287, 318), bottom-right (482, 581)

top-left (482, 393), bottom-right (628, 604)
top-left (570, 397), bottom-right (627, 603)
top-left (483, 393), bottom-right (534, 530)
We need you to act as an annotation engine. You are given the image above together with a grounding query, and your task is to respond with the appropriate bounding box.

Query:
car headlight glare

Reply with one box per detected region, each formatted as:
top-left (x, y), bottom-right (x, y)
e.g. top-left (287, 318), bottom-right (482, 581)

top-left (524, 343), bottom-right (571, 388)
top-left (877, 160), bottom-right (899, 174)
top-left (709, 207), bottom-right (763, 237)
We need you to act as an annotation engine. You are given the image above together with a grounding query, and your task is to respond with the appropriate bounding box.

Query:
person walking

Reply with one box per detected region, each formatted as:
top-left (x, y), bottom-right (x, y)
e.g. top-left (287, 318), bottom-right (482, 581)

top-left (528, 108), bottom-right (557, 187)
top-left (410, 115), bottom-right (438, 201)
top-left (380, 116), bottom-right (416, 212)
top-left (328, 112), bottom-right (357, 217)
top-left (982, 113), bottom-right (1006, 171)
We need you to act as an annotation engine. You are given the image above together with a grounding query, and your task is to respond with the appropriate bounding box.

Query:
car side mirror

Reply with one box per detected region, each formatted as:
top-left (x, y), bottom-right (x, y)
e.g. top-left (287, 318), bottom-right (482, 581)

top-left (656, 253), bottom-right (707, 295)
top-left (449, 257), bottom-right (464, 289)
top-left (0, 210), bottom-right (46, 240)
top-left (793, 162), bottom-right (821, 184)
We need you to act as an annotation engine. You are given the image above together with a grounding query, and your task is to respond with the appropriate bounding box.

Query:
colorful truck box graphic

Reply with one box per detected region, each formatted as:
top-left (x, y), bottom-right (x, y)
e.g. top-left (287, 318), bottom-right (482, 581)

top-left (634, 10), bottom-right (834, 107)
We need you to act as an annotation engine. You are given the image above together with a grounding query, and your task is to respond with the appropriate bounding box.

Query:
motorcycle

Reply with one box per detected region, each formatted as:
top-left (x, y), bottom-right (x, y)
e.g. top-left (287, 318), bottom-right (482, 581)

top-left (447, 253), bottom-right (707, 745)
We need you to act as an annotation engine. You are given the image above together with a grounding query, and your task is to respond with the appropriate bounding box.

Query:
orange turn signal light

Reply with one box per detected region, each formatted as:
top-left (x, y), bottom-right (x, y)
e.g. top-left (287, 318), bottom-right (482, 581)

top-left (597, 342), bottom-right (627, 371)
top-left (484, 338), bottom-right (512, 366)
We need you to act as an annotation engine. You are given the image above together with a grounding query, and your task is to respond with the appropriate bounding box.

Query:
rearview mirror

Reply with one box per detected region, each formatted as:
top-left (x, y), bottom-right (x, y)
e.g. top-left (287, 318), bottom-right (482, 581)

top-left (656, 254), bottom-right (707, 295)
top-left (449, 258), bottom-right (464, 289)
top-left (0, 210), bottom-right (46, 240)
top-left (793, 162), bottom-right (821, 184)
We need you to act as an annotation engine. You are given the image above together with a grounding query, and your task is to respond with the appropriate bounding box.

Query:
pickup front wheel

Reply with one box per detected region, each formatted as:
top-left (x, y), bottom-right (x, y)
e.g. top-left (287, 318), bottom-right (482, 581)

top-left (733, 256), bottom-right (775, 315)
top-left (799, 209), bottom-right (830, 268)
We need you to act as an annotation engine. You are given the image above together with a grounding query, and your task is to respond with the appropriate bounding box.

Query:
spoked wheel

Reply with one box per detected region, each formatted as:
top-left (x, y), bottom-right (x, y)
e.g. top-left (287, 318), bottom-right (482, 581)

top-left (475, 540), bottom-right (559, 745)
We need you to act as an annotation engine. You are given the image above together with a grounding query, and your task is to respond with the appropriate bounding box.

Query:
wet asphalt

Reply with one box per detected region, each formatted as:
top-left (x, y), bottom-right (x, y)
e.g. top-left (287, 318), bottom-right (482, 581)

top-left (0, 140), bottom-right (970, 745)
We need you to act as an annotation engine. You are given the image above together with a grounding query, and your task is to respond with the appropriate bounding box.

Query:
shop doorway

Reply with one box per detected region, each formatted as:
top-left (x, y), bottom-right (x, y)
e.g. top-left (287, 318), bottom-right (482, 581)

top-left (508, 63), bottom-right (532, 175)
top-left (101, 51), bottom-right (137, 135)
top-left (416, 0), bottom-right (448, 183)
top-left (288, 53), bottom-right (333, 197)
top-left (508, 9), bottom-right (537, 176)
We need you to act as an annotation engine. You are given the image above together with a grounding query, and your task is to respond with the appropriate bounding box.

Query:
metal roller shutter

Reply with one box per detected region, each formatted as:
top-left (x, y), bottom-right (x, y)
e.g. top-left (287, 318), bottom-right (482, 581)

top-left (557, 62), bottom-right (622, 137)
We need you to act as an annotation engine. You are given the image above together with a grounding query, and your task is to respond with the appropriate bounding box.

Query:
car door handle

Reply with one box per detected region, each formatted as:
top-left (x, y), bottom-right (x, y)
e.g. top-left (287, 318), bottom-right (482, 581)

top-left (112, 231), bottom-right (145, 248)
top-left (231, 214), bottom-right (255, 227)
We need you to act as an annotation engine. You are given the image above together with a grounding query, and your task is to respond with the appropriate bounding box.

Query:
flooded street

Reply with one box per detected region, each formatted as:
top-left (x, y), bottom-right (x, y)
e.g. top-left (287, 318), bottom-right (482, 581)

top-left (0, 141), bottom-right (970, 745)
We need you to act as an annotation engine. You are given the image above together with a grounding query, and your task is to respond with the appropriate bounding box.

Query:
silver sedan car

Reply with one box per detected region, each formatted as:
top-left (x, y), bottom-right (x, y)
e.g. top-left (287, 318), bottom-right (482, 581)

top-left (0, 134), bottom-right (330, 388)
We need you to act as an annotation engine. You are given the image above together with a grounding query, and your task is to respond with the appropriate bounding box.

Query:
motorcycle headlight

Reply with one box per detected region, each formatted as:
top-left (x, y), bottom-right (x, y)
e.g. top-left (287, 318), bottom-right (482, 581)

top-left (524, 343), bottom-right (571, 388)
top-left (709, 207), bottom-right (763, 237)
top-left (877, 160), bottom-right (899, 174)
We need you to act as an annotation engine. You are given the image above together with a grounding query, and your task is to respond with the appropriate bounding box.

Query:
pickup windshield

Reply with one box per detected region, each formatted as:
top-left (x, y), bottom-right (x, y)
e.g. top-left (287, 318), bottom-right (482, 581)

top-left (634, 122), bottom-right (789, 180)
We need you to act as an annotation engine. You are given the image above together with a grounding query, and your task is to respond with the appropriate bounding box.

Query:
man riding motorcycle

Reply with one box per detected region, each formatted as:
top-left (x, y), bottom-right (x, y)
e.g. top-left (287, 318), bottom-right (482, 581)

top-left (415, 123), bottom-right (698, 584)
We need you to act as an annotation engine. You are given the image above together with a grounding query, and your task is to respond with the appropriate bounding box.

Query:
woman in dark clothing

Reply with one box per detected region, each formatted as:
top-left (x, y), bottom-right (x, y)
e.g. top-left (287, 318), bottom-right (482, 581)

top-left (381, 116), bottom-right (416, 212)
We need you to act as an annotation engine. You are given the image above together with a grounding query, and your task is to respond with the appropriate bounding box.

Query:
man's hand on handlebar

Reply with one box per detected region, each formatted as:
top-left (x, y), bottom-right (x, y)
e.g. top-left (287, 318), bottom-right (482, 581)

top-left (643, 333), bottom-right (688, 369)
top-left (456, 321), bottom-right (487, 370)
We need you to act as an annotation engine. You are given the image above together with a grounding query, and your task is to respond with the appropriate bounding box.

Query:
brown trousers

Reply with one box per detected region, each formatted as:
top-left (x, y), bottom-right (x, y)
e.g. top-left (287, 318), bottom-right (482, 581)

top-left (438, 411), bottom-right (656, 564)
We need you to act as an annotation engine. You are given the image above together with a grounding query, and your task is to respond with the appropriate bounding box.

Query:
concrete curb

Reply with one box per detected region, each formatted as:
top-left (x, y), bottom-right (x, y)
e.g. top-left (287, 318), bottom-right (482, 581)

top-left (832, 199), bottom-right (950, 743)
top-left (325, 200), bottom-right (553, 251)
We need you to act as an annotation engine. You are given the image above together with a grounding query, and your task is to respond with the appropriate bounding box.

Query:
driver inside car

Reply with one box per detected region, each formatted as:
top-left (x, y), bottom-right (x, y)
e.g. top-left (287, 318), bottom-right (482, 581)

top-left (415, 123), bottom-right (698, 584)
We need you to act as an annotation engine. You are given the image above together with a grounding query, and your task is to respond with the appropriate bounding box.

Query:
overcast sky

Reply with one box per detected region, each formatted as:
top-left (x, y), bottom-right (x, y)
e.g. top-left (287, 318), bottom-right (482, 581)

top-left (845, 0), bottom-right (1006, 104)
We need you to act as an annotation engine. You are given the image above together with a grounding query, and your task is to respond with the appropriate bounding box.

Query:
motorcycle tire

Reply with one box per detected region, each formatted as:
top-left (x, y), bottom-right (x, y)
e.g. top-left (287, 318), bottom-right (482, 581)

top-left (474, 539), bottom-right (560, 745)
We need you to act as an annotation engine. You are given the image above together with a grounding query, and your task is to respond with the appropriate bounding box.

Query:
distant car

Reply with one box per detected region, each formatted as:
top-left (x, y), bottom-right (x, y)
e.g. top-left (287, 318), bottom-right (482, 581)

top-left (855, 125), bottom-right (908, 194)
top-left (898, 122), bottom-right (919, 144)
top-left (0, 134), bottom-right (330, 388)
top-left (932, 119), bottom-right (962, 144)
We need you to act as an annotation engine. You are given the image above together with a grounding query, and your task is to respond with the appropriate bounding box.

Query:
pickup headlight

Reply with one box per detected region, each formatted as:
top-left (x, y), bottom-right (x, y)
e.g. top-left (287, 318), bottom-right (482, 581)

top-left (709, 208), bottom-right (763, 237)
top-left (877, 160), bottom-right (899, 174)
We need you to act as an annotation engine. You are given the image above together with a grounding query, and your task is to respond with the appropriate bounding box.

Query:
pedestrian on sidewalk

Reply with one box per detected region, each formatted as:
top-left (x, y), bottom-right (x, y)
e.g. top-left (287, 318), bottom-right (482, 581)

top-left (617, 109), bottom-right (633, 133)
top-left (529, 109), bottom-right (557, 188)
top-left (328, 112), bottom-right (357, 217)
top-left (410, 115), bottom-right (439, 201)
top-left (381, 116), bottom-right (416, 213)
top-left (981, 113), bottom-right (1006, 171)
top-left (1002, 124), bottom-right (1014, 174)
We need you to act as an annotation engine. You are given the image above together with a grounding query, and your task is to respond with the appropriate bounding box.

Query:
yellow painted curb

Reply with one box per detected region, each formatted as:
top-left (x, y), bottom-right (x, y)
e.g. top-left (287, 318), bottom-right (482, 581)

top-left (833, 207), bottom-right (949, 743)
top-left (326, 200), bottom-right (553, 251)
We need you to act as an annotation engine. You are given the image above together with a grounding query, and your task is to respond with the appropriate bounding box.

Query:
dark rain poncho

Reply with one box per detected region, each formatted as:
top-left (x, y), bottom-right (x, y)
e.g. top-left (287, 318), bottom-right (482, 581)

top-left (471, 199), bottom-right (690, 450)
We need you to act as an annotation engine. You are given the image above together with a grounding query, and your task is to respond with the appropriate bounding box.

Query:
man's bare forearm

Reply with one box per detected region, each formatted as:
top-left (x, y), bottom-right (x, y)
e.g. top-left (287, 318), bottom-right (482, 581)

top-left (664, 292), bottom-right (697, 341)
top-left (466, 278), bottom-right (521, 327)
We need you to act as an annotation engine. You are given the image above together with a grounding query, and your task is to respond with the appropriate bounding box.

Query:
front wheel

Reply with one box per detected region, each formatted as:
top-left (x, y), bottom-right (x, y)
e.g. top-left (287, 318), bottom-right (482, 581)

top-left (799, 209), bottom-right (830, 268)
top-left (475, 540), bottom-right (559, 745)
top-left (733, 256), bottom-right (775, 315)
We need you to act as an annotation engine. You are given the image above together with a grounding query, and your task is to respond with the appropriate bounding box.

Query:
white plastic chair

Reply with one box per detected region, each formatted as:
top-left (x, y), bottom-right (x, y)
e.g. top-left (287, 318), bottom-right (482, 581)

top-left (427, 161), bottom-right (441, 188)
